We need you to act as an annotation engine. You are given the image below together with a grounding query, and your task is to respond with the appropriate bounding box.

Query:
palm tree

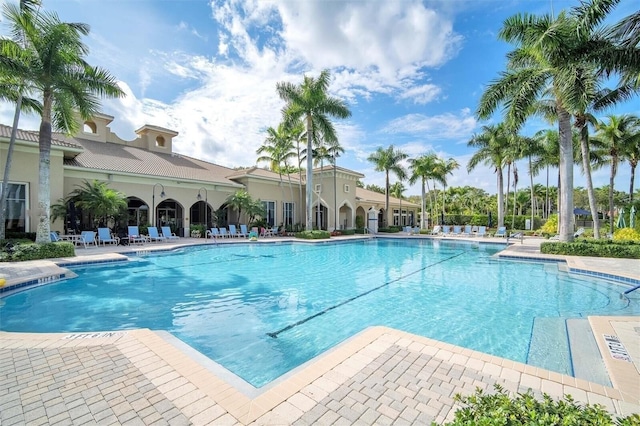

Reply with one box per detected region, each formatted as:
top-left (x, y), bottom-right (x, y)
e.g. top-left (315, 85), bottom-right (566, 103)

top-left (409, 153), bottom-right (441, 229)
top-left (276, 69), bottom-right (351, 231)
top-left (257, 123), bottom-right (296, 222)
top-left (389, 181), bottom-right (406, 226)
top-left (476, 0), bottom-right (627, 241)
top-left (3, 6), bottom-right (124, 243)
top-left (434, 158), bottom-right (460, 219)
top-left (467, 124), bottom-right (510, 227)
top-left (69, 180), bottom-right (126, 228)
top-left (225, 190), bottom-right (252, 225)
top-left (0, 0), bottom-right (42, 240)
top-left (593, 114), bottom-right (640, 232)
top-left (367, 145), bottom-right (408, 227)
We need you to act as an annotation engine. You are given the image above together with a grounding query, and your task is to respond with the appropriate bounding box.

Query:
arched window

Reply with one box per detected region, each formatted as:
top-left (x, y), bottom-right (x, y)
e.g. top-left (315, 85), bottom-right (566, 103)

top-left (156, 136), bottom-right (165, 147)
top-left (83, 121), bottom-right (97, 134)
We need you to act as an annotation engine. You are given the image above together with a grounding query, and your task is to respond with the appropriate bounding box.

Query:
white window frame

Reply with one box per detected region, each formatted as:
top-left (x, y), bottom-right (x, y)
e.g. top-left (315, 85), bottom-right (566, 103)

top-left (2, 181), bottom-right (29, 232)
top-left (283, 202), bottom-right (294, 227)
top-left (262, 200), bottom-right (276, 227)
top-left (315, 184), bottom-right (321, 192)
top-left (344, 184), bottom-right (350, 193)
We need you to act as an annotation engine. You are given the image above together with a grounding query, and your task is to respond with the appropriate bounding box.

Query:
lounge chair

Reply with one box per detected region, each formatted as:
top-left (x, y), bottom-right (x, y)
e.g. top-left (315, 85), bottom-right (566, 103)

top-left (128, 226), bottom-right (146, 245)
top-left (431, 225), bottom-right (441, 235)
top-left (161, 226), bottom-right (180, 240)
top-left (412, 226), bottom-right (420, 235)
top-left (147, 227), bottom-right (166, 243)
top-left (78, 231), bottom-right (97, 248)
top-left (219, 227), bottom-right (229, 238)
top-left (97, 227), bottom-right (119, 246)
top-left (574, 227), bottom-right (585, 238)
top-left (238, 224), bottom-right (248, 238)
top-left (50, 232), bottom-right (61, 242)
top-left (452, 225), bottom-right (462, 236)
top-left (206, 227), bottom-right (219, 239)
top-left (441, 225), bottom-right (451, 236)
top-left (494, 226), bottom-right (507, 238)
top-left (476, 226), bottom-right (487, 237)
top-left (228, 224), bottom-right (240, 238)
top-left (462, 225), bottom-right (472, 236)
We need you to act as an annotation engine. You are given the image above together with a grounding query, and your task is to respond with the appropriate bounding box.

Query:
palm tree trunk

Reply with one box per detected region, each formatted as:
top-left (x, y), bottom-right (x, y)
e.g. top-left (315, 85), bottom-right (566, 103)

top-left (558, 108), bottom-right (574, 242)
top-left (608, 158), bottom-right (617, 234)
top-left (630, 162), bottom-right (637, 203)
top-left (333, 161), bottom-right (337, 231)
top-left (297, 140), bottom-right (303, 227)
top-left (305, 115), bottom-right (313, 231)
top-left (545, 166), bottom-right (550, 219)
top-left (36, 95), bottom-right (54, 244)
top-left (497, 167), bottom-right (504, 227)
top-left (0, 96), bottom-right (23, 240)
top-left (579, 128), bottom-right (600, 239)
top-left (529, 155), bottom-right (535, 233)
top-left (385, 171), bottom-right (390, 227)
top-left (505, 163), bottom-right (511, 221)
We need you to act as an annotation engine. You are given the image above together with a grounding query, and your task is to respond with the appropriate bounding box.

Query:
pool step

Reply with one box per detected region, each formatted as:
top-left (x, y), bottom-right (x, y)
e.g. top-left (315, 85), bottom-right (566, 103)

top-left (527, 317), bottom-right (572, 376)
top-left (566, 319), bottom-right (611, 387)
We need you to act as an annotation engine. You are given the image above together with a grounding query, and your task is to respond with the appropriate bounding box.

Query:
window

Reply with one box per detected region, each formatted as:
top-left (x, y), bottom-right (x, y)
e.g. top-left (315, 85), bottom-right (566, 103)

top-left (155, 136), bottom-right (165, 147)
top-left (315, 184), bottom-right (321, 192)
top-left (262, 201), bottom-right (276, 227)
top-left (344, 184), bottom-right (350, 193)
top-left (3, 183), bottom-right (27, 232)
top-left (83, 121), bottom-right (97, 134)
top-left (283, 202), bottom-right (294, 227)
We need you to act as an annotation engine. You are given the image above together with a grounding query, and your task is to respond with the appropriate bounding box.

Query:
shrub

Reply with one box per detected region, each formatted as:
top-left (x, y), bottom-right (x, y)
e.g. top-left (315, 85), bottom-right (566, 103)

top-left (295, 230), bottom-right (331, 239)
top-left (540, 240), bottom-right (640, 259)
top-left (440, 385), bottom-right (639, 426)
top-left (378, 227), bottom-right (401, 233)
top-left (341, 229), bottom-right (356, 235)
top-left (355, 215), bottom-right (364, 229)
top-left (1, 242), bottom-right (75, 262)
top-left (540, 214), bottom-right (558, 234)
top-left (189, 224), bottom-right (206, 237)
top-left (613, 228), bottom-right (640, 242)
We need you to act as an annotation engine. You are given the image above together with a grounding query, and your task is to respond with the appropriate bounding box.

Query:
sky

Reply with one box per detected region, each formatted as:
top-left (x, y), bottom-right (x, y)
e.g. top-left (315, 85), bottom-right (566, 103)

top-left (1, 0), bottom-right (639, 199)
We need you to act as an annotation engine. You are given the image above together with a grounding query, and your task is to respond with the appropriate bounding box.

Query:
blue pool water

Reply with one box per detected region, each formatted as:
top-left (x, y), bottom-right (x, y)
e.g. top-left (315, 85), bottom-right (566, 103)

top-left (1, 239), bottom-right (638, 387)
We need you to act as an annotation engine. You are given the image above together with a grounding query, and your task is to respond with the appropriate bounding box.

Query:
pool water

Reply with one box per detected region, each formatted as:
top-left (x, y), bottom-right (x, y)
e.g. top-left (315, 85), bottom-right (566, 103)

top-left (1, 239), bottom-right (638, 387)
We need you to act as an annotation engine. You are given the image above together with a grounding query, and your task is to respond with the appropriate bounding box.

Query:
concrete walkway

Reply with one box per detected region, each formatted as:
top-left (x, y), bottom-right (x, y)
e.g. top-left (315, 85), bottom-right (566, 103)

top-left (1, 235), bottom-right (639, 425)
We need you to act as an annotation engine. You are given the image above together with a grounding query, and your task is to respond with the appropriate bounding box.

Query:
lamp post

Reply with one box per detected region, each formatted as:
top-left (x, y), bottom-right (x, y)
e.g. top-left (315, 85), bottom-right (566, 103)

top-left (152, 183), bottom-right (165, 227)
top-left (197, 187), bottom-right (208, 228)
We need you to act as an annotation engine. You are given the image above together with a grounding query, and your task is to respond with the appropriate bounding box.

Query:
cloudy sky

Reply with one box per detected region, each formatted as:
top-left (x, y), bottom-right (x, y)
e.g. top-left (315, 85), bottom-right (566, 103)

top-left (1, 0), bottom-right (639, 198)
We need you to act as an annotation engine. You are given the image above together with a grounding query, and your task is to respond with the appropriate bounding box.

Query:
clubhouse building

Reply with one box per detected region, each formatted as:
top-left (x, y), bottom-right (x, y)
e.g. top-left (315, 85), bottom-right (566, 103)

top-left (1, 113), bottom-right (419, 237)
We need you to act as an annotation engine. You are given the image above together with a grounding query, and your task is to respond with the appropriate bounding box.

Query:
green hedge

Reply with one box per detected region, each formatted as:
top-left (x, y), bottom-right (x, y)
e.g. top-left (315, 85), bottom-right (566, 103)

top-left (1, 242), bottom-right (75, 262)
top-left (295, 230), bottom-right (331, 239)
top-left (440, 385), bottom-right (639, 425)
top-left (378, 227), bottom-right (401, 233)
top-left (439, 215), bottom-right (544, 230)
top-left (340, 229), bottom-right (356, 235)
top-left (540, 240), bottom-right (640, 259)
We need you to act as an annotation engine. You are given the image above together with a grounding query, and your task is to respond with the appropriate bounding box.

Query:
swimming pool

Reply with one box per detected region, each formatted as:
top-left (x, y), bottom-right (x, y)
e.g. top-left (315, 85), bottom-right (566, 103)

top-left (1, 239), bottom-right (638, 388)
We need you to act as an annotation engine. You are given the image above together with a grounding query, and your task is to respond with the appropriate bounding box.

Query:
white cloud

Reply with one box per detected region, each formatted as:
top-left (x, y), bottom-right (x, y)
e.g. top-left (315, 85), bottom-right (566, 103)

top-left (381, 109), bottom-right (477, 140)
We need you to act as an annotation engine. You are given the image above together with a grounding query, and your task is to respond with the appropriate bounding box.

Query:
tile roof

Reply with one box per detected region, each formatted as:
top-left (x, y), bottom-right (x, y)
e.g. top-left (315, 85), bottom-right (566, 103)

top-left (355, 187), bottom-right (419, 207)
top-left (63, 137), bottom-right (243, 186)
top-left (0, 124), bottom-right (82, 149)
top-left (226, 166), bottom-right (303, 183)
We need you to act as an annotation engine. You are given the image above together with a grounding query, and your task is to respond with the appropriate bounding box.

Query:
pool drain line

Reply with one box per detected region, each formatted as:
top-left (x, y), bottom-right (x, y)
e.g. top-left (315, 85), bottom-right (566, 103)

top-left (266, 250), bottom-right (469, 338)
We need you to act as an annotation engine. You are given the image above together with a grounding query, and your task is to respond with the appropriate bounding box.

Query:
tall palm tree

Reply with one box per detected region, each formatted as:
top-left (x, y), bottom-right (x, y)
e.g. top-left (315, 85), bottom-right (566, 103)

top-left (3, 6), bottom-right (124, 243)
top-left (326, 141), bottom-right (345, 231)
top-left (0, 0), bottom-right (42, 240)
top-left (257, 123), bottom-right (296, 223)
top-left (389, 182), bottom-right (406, 226)
top-left (467, 124), bottom-right (509, 227)
top-left (277, 69), bottom-right (351, 231)
top-left (434, 158), bottom-right (460, 219)
top-left (593, 114), bottom-right (640, 232)
top-left (367, 145), bottom-right (408, 227)
top-left (409, 153), bottom-right (441, 229)
top-left (476, 0), bottom-right (627, 241)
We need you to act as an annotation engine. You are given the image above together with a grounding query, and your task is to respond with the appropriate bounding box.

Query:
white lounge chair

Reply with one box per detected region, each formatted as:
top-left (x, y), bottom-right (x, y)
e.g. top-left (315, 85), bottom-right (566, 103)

top-left (97, 227), bottom-right (119, 245)
top-left (161, 226), bottom-right (180, 240)
top-left (147, 227), bottom-right (166, 243)
top-left (494, 226), bottom-right (507, 238)
top-left (219, 227), bottom-right (230, 238)
top-left (228, 224), bottom-right (240, 238)
top-left (476, 226), bottom-right (487, 237)
top-left (78, 231), bottom-right (97, 248)
top-left (128, 226), bottom-right (146, 245)
top-left (431, 225), bottom-right (441, 235)
top-left (462, 225), bottom-right (472, 236)
top-left (206, 227), bottom-right (219, 239)
top-left (238, 224), bottom-right (248, 238)
top-left (574, 227), bottom-right (585, 238)
top-left (452, 225), bottom-right (462, 236)
top-left (441, 225), bottom-right (451, 236)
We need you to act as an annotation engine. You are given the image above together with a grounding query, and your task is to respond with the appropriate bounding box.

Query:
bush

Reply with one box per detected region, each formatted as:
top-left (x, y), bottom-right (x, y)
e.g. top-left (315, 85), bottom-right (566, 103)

top-left (1, 242), bottom-right (75, 262)
top-left (613, 228), bottom-right (640, 242)
top-left (378, 227), bottom-right (401, 233)
top-left (540, 214), bottom-right (558, 234)
top-left (540, 240), bottom-right (640, 259)
top-left (439, 385), bottom-right (639, 426)
top-left (189, 224), bottom-right (206, 237)
top-left (341, 229), bottom-right (356, 235)
top-left (295, 230), bottom-right (331, 239)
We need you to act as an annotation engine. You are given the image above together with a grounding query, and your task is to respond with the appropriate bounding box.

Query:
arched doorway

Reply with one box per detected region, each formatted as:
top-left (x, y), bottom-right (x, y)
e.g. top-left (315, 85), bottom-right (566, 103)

top-left (190, 201), bottom-right (212, 228)
top-left (355, 206), bottom-right (366, 229)
top-left (156, 199), bottom-right (184, 235)
top-left (127, 197), bottom-right (149, 227)
top-left (378, 208), bottom-right (385, 228)
top-left (339, 202), bottom-right (354, 230)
